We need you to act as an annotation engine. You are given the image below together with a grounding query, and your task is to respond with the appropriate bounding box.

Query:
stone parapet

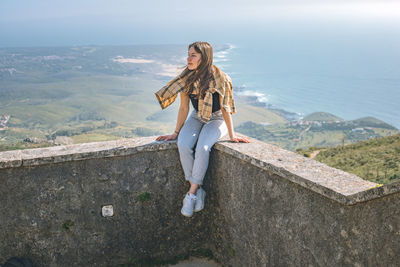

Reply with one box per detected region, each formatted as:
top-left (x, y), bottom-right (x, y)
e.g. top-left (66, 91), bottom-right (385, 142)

top-left (1, 135), bottom-right (399, 266)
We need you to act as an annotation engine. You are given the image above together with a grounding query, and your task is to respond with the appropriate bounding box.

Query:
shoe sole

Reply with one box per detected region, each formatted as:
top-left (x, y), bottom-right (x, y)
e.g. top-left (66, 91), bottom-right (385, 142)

top-left (181, 209), bottom-right (193, 217)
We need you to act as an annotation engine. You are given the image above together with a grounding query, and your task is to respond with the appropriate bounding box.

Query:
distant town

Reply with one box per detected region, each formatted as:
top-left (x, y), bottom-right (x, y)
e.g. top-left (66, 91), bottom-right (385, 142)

top-left (290, 119), bottom-right (373, 132)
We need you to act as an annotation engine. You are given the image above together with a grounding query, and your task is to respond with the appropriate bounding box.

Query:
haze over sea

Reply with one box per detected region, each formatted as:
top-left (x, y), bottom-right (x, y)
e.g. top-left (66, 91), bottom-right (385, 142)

top-left (1, 0), bottom-right (399, 128)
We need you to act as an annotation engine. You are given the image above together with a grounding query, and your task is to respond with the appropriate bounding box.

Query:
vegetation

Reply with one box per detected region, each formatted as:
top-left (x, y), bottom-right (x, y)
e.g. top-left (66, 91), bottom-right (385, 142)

top-left (236, 118), bottom-right (398, 152)
top-left (61, 220), bottom-right (74, 231)
top-left (303, 111), bottom-right (343, 122)
top-left (0, 45), bottom-right (287, 151)
top-left (238, 115), bottom-right (399, 184)
top-left (297, 133), bottom-right (400, 184)
top-left (137, 192), bottom-right (151, 202)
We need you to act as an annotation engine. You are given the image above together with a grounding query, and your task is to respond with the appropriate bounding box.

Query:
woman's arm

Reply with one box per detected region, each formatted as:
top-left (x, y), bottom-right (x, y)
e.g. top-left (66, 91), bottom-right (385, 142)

top-left (220, 94), bottom-right (250, 143)
top-left (174, 92), bottom-right (190, 134)
top-left (156, 92), bottom-right (190, 141)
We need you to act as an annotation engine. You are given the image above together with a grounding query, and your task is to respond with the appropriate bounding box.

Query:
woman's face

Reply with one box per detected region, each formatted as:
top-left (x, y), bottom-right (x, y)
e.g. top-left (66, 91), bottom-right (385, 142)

top-left (187, 46), bottom-right (202, 70)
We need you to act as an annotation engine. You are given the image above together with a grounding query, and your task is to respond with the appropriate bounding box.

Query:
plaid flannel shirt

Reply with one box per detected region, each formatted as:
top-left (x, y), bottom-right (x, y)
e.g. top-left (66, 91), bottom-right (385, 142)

top-left (155, 65), bottom-right (236, 123)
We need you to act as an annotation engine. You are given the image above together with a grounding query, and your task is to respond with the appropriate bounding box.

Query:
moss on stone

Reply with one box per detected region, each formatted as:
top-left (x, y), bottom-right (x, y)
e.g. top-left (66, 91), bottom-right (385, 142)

top-left (137, 192), bottom-right (151, 202)
top-left (61, 220), bottom-right (74, 231)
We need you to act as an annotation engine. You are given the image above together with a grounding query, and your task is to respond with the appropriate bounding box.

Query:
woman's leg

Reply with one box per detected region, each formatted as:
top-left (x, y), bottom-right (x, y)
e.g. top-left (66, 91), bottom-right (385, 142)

top-left (177, 111), bottom-right (203, 185)
top-left (191, 114), bottom-right (228, 185)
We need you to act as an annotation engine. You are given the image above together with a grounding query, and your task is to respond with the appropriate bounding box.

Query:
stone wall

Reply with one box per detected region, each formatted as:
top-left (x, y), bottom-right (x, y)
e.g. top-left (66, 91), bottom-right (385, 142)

top-left (1, 135), bottom-right (400, 266)
top-left (207, 139), bottom-right (400, 266)
top-left (0, 138), bottom-right (211, 266)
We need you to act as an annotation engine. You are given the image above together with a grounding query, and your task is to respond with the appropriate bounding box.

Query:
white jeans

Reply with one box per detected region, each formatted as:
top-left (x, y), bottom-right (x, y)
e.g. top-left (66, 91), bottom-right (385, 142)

top-left (177, 109), bottom-right (228, 185)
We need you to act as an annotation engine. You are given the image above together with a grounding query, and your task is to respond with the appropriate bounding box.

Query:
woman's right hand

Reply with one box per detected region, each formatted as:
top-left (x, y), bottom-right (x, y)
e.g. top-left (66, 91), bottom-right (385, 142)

top-left (156, 133), bottom-right (178, 141)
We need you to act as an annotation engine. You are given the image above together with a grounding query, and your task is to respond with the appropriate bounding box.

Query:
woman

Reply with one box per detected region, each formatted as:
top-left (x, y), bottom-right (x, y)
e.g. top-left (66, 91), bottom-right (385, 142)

top-left (155, 41), bottom-right (250, 217)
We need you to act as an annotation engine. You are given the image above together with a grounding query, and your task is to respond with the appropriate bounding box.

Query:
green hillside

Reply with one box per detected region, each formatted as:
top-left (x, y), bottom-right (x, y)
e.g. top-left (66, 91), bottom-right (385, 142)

top-left (301, 133), bottom-right (400, 184)
top-left (0, 45), bottom-right (287, 151)
top-left (351, 116), bottom-right (397, 130)
top-left (236, 120), bottom-right (398, 152)
top-left (303, 112), bottom-right (343, 122)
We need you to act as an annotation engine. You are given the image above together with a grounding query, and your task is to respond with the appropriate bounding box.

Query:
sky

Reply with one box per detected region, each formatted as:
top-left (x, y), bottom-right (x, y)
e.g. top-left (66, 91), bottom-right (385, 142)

top-left (0, 0), bottom-right (399, 47)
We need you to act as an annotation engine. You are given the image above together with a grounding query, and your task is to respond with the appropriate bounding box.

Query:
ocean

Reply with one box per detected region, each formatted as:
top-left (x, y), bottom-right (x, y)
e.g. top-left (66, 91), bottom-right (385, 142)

top-left (212, 24), bottom-right (400, 128)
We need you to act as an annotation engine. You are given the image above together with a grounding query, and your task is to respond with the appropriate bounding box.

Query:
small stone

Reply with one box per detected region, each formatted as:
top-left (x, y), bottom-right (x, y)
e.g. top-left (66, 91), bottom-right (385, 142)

top-left (98, 174), bottom-right (110, 181)
top-left (102, 205), bottom-right (114, 217)
top-left (340, 230), bottom-right (348, 238)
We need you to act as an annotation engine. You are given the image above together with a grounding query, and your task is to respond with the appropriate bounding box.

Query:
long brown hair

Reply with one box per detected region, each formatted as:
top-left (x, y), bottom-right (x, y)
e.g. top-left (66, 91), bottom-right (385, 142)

top-left (180, 41), bottom-right (214, 99)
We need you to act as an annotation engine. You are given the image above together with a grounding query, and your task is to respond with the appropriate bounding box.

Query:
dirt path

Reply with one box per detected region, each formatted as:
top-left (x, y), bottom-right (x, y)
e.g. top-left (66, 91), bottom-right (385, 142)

top-left (297, 125), bottom-right (311, 141)
top-left (310, 150), bottom-right (320, 159)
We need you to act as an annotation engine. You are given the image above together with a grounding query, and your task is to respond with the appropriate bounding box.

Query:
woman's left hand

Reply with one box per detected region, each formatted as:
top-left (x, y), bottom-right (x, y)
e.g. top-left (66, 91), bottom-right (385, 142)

top-left (230, 136), bottom-right (251, 143)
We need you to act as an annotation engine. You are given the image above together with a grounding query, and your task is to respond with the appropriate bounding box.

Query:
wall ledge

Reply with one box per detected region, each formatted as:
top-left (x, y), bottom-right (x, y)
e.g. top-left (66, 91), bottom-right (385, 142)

top-left (0, 136), bottom-right (175, 169)
top-left (214, 134), bottom-right (400, 205)
top-left (1, 134), bottom-right (398, 205)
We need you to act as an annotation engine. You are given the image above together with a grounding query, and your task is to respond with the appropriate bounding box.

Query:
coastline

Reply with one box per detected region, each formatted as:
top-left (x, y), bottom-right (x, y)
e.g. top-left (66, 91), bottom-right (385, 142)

top-left (234, 86), bottom-right (301, 122)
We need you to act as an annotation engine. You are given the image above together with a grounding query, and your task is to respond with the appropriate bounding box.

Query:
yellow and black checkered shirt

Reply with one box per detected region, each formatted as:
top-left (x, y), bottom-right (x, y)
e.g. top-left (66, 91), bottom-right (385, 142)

top-left (155, 65), bottom-right (236, 123)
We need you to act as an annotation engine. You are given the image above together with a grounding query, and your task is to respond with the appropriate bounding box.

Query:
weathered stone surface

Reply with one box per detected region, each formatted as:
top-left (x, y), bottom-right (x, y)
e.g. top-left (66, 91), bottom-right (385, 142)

top-left (214, 134), bottom-right (378, 204)
top-left (206, 148), bottom-right (400, 266)
top-left (0, 144), bottom-right (210, 266)
top-left (0, 136), bottom-right (177, 168)
top-left (1, 135), bottom-right (400, 266)
top-left (0, 135), bottom-right (385, 204)
top-left (0, 149), bottom-right (22, 168)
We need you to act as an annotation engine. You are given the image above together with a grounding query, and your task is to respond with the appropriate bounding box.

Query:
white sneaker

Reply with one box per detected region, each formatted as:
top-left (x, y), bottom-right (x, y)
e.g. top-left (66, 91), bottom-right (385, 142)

top-left (181, 193), bottom-right (196, 217)
top-left (194, 187), bottom-right (206, 212)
